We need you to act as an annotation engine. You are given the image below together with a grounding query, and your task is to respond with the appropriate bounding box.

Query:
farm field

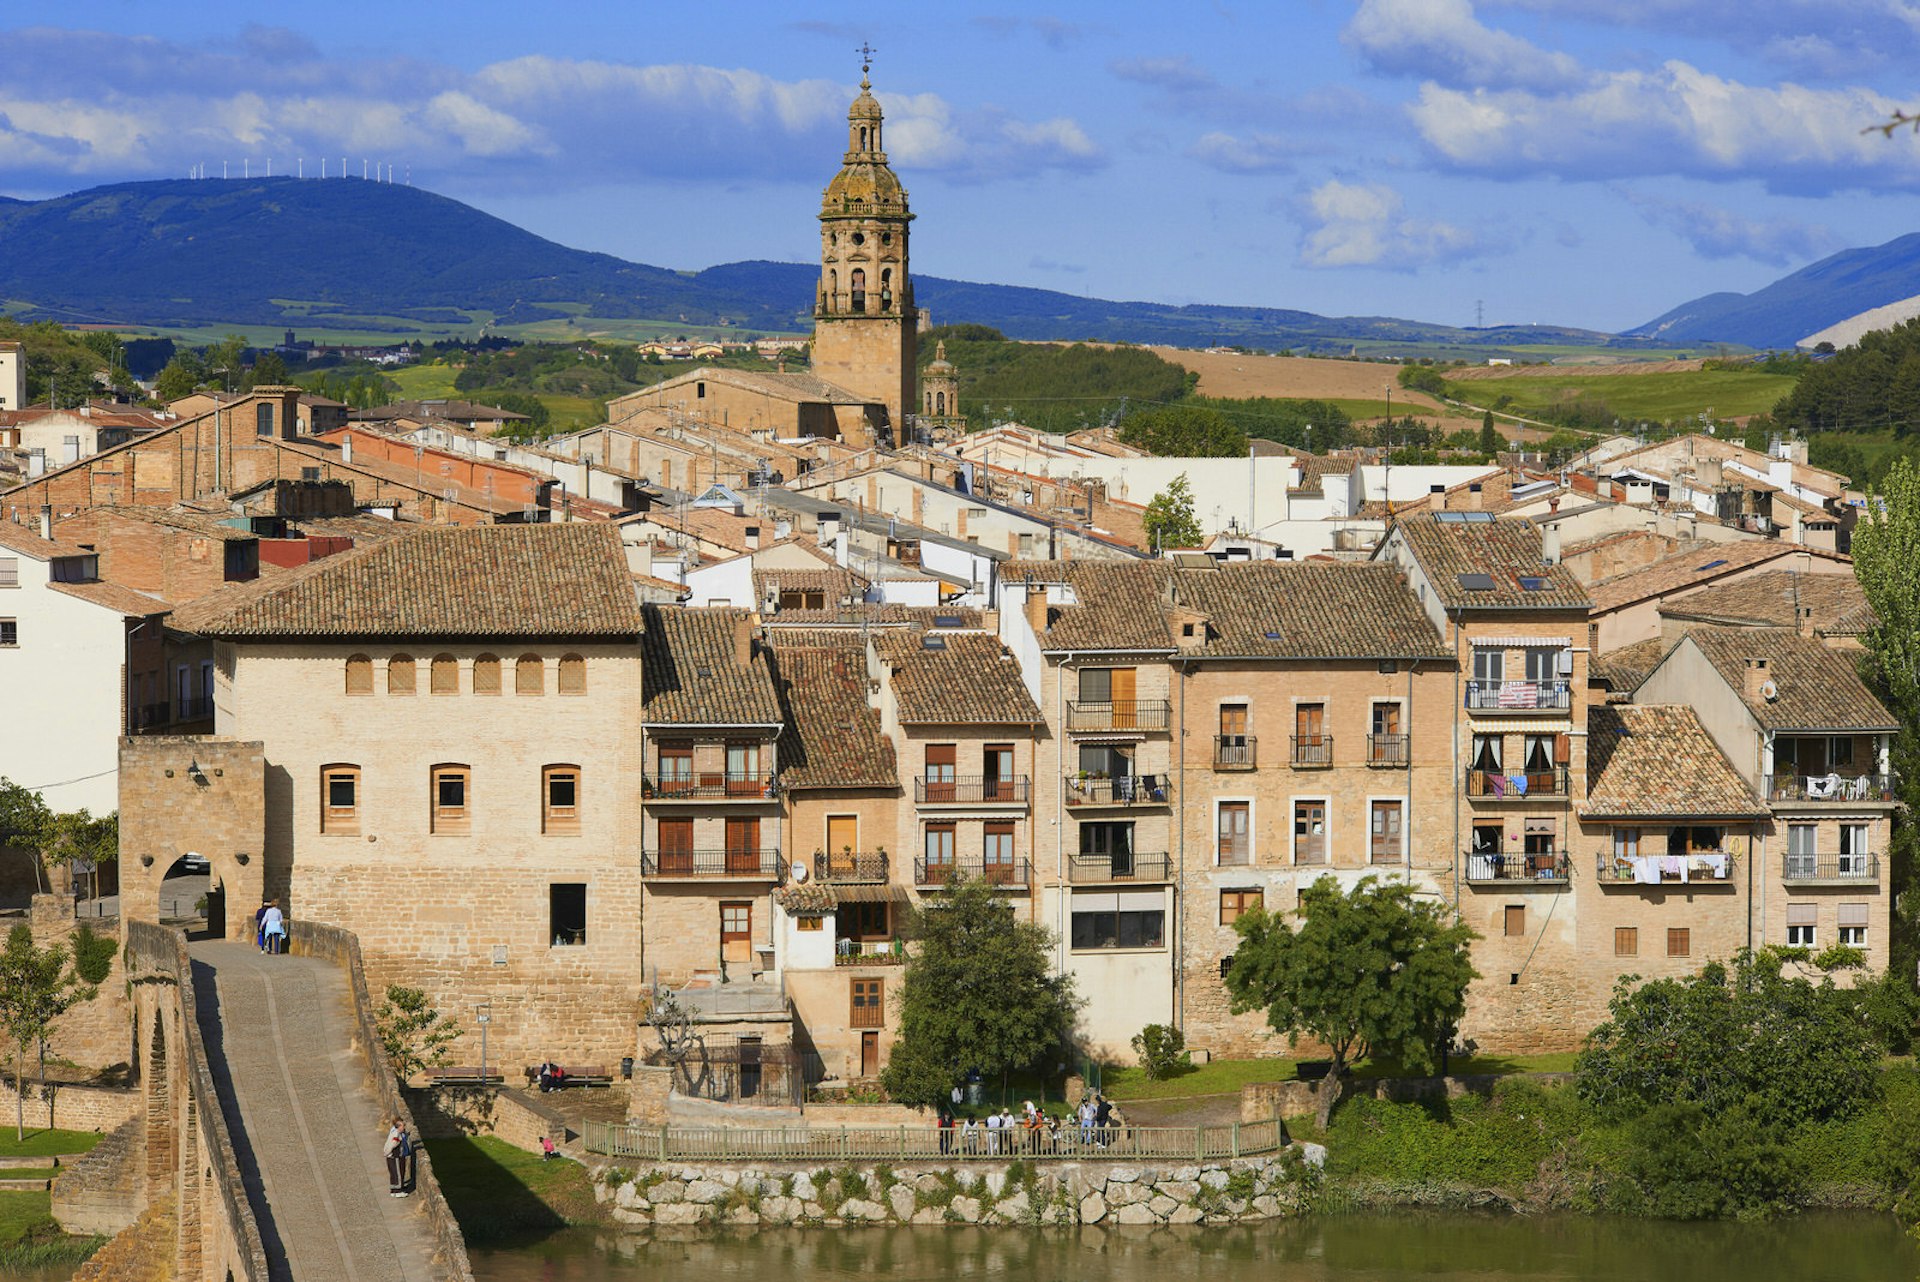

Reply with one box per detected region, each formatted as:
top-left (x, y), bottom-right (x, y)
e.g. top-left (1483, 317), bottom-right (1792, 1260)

top-left (1445, 364), bottom-right (1799, 423)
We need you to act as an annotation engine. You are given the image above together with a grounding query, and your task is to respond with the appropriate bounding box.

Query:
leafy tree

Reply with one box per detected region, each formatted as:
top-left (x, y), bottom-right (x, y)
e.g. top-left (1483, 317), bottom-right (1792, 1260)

top-left (154, 354), bottom-right (205, 401)
top-left (1577, 948), bottom-right (1883, 1127)
top-left (1479, 409), bottom-right (1502, 454)
top-left (374, 985), bottom-right (461, 1085)
top-left (1849, 454), bottom-right (1920, 981)
top-left (0, 781), bottom-right (53, 894)
top-left (1224, 875), bottom-right (1477, 1130)
top-left (206, 334), bottom-right (249, 392)
top-left (1396, 364), bottom-right (1447, 397)
top-left (67, 924), bottom-right (118, 986)
top-left (880, 875), bottom-right (1080, 1109)
top-left (0, 924), bottom-right (96, 1139)
top-left (246, 351), bottom-right (289, 388)
top-left (1118, 404), bottom-right (1246, 457)
top-left (1143, 473), bottom-right (1204, 551)
top-left (1131, 1023), bottom-right (1190, 1080)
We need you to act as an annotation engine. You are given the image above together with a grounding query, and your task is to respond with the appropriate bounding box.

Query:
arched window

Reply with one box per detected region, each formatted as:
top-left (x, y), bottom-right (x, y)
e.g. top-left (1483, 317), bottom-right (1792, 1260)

top-left (345, 654), bottom-right (373, 695)
top-left (936, 391), bottom-right (947, 415)
top-left (388, 654), bottom-right (417, 696)
top-left (849, 269), bottom-right (866, 313)
top-left (517, 654), bottom-right (544, 696)
top-left (430, 653), bottom-right (459, 694)
top-left (925, 390), bottom-right (934, 414)
top-left (880, 268), bottom-right (893, 311)
top-left (472, 653), bottom-right (501, 695)
top-left (860, 126), bottom-right (869, 151)
top-left (828, 269), bottom-right (837, 307)
top-left (558, 653), bottom-right (586, 695)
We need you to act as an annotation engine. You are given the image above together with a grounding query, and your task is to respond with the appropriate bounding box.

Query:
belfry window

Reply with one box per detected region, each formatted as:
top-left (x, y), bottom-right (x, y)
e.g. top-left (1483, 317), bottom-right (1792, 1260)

top-left (880, 268), bottom-right (893, 310)
top-left (850, 269), bottom-right (866, 313)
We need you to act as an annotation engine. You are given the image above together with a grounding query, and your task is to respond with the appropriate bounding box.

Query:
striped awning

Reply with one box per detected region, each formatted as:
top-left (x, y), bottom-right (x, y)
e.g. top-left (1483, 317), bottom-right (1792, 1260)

top-left (1471, 636), bottom-right (1573, 648)
top-left (1468, 718), bottom-right (1575, 734)
top-left (834, 884), bottom-right (909, 904)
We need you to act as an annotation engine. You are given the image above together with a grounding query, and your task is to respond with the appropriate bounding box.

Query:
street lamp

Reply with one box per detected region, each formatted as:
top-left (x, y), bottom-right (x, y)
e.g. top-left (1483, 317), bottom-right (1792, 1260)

top-left (474, 1002), bottom-right (492, 1087)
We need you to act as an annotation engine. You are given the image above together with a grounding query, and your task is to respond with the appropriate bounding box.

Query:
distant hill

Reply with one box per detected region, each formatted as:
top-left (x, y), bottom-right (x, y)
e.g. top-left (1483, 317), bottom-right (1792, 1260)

top-left (1628, 232), bottom-right (1920, 350)
top-left (0, 177), bottom-right (1651, 354)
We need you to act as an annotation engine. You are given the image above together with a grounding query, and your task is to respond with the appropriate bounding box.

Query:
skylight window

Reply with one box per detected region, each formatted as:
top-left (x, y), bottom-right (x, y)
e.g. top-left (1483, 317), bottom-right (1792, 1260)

top-left (1697, 559), bottom-right (1727, 571)
top-left (1457, 572), bottom-right (1496, 591)
top-left (1518, 576), bottom-right (1548, 591)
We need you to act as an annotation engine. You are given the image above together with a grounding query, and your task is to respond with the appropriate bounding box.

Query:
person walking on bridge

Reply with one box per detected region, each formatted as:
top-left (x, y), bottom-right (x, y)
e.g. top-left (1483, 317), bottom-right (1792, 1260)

top-left (384, 1119), bottom-right (409, 1196)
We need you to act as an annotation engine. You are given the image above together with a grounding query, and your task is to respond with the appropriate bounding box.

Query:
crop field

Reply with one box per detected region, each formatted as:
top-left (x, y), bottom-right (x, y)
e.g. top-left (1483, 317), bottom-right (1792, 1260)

top-left (1444, 365), bottom-right (1798, 422)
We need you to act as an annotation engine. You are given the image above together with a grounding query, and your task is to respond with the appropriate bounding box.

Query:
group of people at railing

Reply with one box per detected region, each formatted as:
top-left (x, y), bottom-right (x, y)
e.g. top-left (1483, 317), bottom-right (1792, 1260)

top-left (934, 1094), bottom-right (1126, 1155)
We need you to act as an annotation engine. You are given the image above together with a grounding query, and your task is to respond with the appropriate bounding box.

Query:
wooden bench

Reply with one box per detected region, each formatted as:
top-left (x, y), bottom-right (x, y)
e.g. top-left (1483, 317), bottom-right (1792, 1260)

top-left (523, 1063), bottom-right (615, 1090)
top-left (424, 1066), bottom-right (505, 1086)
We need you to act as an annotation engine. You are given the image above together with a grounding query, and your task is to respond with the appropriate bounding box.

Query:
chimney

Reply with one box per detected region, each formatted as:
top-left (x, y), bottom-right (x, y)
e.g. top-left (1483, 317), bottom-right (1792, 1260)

top-left (956, 505), bottom-right (969, 540)
top-left (1744, 657), bottom-right (1771, 704)
top-left (341, 433), bottom-right (353, 465)
top-left (39, 505), bottom-right (52, 541)
top-left (911, 488), bottom-right (924, 525)
top-left (1791, 510), bottom-right (1804, 545)
top-left (1542, 523), bottom-right (1561, 565)
top-left (1022, 586), bottom-right (1049, 636)
top-left (734, 615), bottom-right (755, 668)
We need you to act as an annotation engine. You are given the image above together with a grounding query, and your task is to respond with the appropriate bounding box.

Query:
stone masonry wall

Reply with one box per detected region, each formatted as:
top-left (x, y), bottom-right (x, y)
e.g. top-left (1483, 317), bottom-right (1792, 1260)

top-left (591, 1152), bottom-right (1314, 1229)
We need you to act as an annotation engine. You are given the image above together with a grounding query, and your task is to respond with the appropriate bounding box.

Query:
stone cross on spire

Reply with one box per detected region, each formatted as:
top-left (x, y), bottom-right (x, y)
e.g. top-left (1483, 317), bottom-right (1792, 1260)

top-left (857, 42), bottom-right (876, 86)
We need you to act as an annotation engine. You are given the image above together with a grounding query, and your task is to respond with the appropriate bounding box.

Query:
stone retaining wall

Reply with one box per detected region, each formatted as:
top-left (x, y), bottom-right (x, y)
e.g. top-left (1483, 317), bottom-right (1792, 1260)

top-left (0, 1078), bottom-right (137, 1134)
top-left (411, 1084), bottom-right (570, 1155)
top-left (51, 1115), bottom-right (143, 1237)
top-left (590, 1153), bottom-right (1316, 1229)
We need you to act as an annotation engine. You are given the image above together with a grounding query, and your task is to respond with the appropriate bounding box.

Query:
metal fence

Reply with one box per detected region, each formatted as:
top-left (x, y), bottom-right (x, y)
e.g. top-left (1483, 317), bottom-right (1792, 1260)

top-left (584, 1116), bottom-right (1287, 1163)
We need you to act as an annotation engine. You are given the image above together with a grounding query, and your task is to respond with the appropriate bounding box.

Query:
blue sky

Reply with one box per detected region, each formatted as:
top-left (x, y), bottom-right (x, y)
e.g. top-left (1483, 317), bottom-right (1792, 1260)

top-left (6, 1), bottom-right (1920, 332)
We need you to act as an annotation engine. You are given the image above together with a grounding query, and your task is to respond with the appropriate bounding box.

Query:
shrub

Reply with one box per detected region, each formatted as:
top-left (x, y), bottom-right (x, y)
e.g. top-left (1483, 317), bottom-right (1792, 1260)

top-left (68, 925), bottom-right (117, 985)
top-left (1131, 1023), bottom-right (1191, 1081)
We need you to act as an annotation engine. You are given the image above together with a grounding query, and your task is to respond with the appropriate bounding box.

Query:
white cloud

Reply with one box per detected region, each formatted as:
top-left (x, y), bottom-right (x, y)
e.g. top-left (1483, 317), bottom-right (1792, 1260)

top-left (1486, 2), bottom-right (1920, 75)
top-left (1409, 62), bottom-right (1920, 192)
top-left (1620, 191), bottom-right (1840, 265)
top-left (1344, 0), bottom-right (1587, 93)
top-left (1294, 179), bottom-right (1484, 269)
top-left (1188, 131), bottom-right (1311, 173)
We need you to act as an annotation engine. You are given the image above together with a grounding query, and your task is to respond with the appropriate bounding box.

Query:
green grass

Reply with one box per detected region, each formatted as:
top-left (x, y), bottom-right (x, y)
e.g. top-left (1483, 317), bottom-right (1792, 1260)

top-left (0, 1129), bottom-right (99, 1161)
top-left (385, 364), bottom-right (462, 399)
top-left (1446, 367), bottom-right (1797, 422)
top-left (0, 1169), bottom-right (59, 1183)
top-left (1101, 1052), bottom-right (1578, 1101)
top-left (423, 1135), bottom-right (599, 1246)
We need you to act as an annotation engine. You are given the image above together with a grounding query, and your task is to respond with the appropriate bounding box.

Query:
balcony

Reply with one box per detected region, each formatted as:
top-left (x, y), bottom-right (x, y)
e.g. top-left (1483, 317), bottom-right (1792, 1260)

top-left (913, 775), bottom-right (1031, 805)
top-left (134, 702), bottom-right (171, 729)
top-left (1366, 734), bottom-right (1409, 768)
top-left (1596, 850), bottom-right (1736, 886)
top-left (1466, 851), bottom-right (1571, 884)
top-left (1290, 736), bottom-right (1333, 769)
top-left (643, 771), bottom-right (778, 802)
top-left (642, 848), bottom-right (786, 880)
top-left (177, 695), bottom-right (214, 721)
top-left (913, 855), bottom-right (1031, 889)
top-left (1213, 736), bottom-right (1257, 770)
top-left (1066, 700), bottom-right (1172, 734)
top-left (1783, 852), bottom-right (1880, 884)
top-left (1765, 773), bottom-right (1896, 805)
top-left (1064, 773), bottom-right (1172, 808)
top-left (810, 851), bottom-right (889, 884)
top-left (1465, 767), bottom-right (1569, 799)
top-left (1465, 680), bottom-right (1572, 713)
top-left (1066, 851), bottom-right (1173, 884)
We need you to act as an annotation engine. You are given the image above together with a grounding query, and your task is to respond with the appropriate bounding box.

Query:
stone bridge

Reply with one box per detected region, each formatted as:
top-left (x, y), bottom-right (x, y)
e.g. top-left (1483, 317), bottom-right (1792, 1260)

top-left (63, 919), bottom-right (473, 1281)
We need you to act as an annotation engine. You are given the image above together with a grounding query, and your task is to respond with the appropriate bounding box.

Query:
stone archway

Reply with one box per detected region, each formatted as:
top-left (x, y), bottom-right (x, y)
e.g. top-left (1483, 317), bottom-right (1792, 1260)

top-left (117, 738), bottom-right (265, 931)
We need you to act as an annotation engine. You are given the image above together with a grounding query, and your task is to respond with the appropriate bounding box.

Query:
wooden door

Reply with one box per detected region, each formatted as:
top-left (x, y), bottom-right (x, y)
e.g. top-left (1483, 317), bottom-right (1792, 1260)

top-left (1218, 802), bottom-right (1250, 865)
top-left (658, 817), bottom-right (694, 874)
top-left (983, 821), bottom-right (1016, 884)
top-left (826, 815), bottom-right (858, 878)
top-left (924, 744), bottom-right (956, 802)
top-left (726, 817), bottom-right (761, 875)
top-left (859, 1031), bottom-right (880, 1077)
top-left (1110, 667), bottom-right (1137, 729)
top-left (1294, 800), bottom-right (1326, 865)
top-left (720, 901), bottom-right (752, 965)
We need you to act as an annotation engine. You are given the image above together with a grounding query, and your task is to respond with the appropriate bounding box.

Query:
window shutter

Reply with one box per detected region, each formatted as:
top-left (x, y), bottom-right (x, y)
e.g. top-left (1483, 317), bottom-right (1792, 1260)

top-left (1838, 903), bottom-right (1870, 928)
top-left (1554, 733), bottom-right (1571, 765)
top-left (1787, 903), bottom-right (1817, 927)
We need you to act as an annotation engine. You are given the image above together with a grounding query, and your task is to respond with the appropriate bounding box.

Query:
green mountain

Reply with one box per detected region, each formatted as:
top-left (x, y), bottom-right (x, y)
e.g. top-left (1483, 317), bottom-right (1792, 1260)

top-left (0, 177), bottom-right (1647, 353)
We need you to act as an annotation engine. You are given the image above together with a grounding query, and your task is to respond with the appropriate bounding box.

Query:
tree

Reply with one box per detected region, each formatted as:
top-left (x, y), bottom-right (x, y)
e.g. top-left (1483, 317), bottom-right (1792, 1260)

top-left (0, 924), bottom-right (96, 1139)
top-left (246, 351), bottom-right (289, 388)
top-left (0, 781), bottom-right (53, 894)
top-left (1143, 473), bottom-right (1204, 551)
top-left (1224, 875), bottom-right (1478, 1130)
top-left (1479, 409), bottom-right (1502, 455)
top-left (1849, 454), bottom-right (1920, 981)
top-left (206, 334), bottom-right (248, 393)
top-left (1117, 404), bottom-right (1246, 457)
top-left (373, 985), bottom-right (460, 1086)
top-left (880, 875), bottom-right (1080, 1109)
top-left (153, 354), bottom-right (204, 401)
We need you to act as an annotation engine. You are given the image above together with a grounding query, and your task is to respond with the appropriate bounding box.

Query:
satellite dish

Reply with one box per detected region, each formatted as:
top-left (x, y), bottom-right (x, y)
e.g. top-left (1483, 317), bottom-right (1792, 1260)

top-left (792, 862), bottom-right (810, 883)
top-left (1760, 679), bottom-right (1779, 702)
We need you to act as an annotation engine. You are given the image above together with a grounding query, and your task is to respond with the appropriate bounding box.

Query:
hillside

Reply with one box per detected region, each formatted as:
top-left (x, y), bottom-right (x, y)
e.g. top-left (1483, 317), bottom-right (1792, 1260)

top-left (0, 178), bottom-right (1658, 355)
top-left (1629, 232), bottom-right (1920, 350)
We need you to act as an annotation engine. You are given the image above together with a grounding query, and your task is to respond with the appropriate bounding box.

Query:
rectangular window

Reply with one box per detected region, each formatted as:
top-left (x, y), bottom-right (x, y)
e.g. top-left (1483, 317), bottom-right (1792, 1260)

top-left (431, 765), bottom-right (470, 834)
top-left (1839, 903), bottom-right (1869, 947)
top-left (1614, 926), bottom-right (1638, 957)
top-left (725, 741), bottom-right (761, 795)
top-left (1294, 800), bottom-right (1326, 865)
top-left (657, 817), bottom-right (694, 874)
top-left (1220, 888), bottom-right (1262, 926)
top-left (1840, 823), bottom-right (1872, 877)
top-left (983, 820), bottom-right (1017, 883)
top-left (1504, 905), bottom-right (1525, 937)
top-left (850, 978), bottom-right (884, 1028)
top-left (1787, 903), bottom-right (1816, 947)
top-left (0, 619), bottom-right (16, 647)
top-left (923, 822), bottom-right (956, 883)
top-left (657, 741), bottom-right (693, 795)
top-left (841, 901), bottom-right (890, 941)
top-left (1369, 800), bottom-right (1403, 865)
top-left (321, 766), bottom-right (359, 835)
top-left (1218, 801), bottom-right (1250, 866)
top-left (1472, 647), bottom-right (1505, 685)
top-left (1786, 823), bottom-right (1817, 878)
top-left (983, 744), bottom-right (1015, 799)
top-left (797, 916), bottom-right (824, 932)
top-left (255, 403), bottom-right (274, 437)
top-left (1613, 828), bottom-right (1640, 859)
top-left (1667, 927), bottom-right (1690, 957)
top-left (549, 883), bottom-right (586, 946)
top-left (1293, 702), bottom-right (1328, 765)
top-left (1078, 668), bottom-right (1112, 704)
top-left (543, 766), bottom-right (580, 835)
top-left (923, 743), bottom-right (956, 802)
top-left (1524, 648), bottom-right (1559, 683)
top-left (1071, 906), bottom-right (1166, 950)
top-left (0, 558), bottom-right (16, 589)
top-left (725, 817), bottom-right (761, 874)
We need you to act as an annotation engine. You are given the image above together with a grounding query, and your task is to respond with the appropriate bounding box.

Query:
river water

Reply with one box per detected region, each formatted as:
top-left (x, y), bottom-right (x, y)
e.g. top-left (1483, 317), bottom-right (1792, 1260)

top-left (468, 1213), bottom-right (1918, 1282)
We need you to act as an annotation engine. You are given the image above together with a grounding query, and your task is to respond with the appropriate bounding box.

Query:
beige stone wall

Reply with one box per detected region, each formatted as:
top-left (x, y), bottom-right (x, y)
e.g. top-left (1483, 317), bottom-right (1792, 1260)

top-left (642, 882), bottom-right (776, 985)
top-left (118, 736), bottom-right (267, 936)
top-left (811, 314), bottom-right (914, 439)
top-left (0, 1078), bottom-right (139, 1133)
top-left (219, 641), bottom-right (648, 1069)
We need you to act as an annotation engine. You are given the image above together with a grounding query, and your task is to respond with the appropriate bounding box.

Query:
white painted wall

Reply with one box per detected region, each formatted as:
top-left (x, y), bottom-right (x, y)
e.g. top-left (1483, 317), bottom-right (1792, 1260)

top-left (685, 556), bottom-right (755, 608)
top-left (0, 559), bottom-right (132, 813)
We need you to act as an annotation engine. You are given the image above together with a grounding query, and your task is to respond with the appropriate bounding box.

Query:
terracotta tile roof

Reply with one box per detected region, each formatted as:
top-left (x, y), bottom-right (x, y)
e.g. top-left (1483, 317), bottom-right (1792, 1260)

top-left (0, 521), bottom-right (94, 560)
top-left (1828, 600), bottom-right (1879, 638)
top-left (873, 630), bottom-right (1041, 725)
top-left (1591, 636), bottom-right (1676, 695)
top-left (767, 642), bottom-right (897, 790)
top-left (1584, 704), bottom-right (1767, 819)
top-left (616, 366), bottom-right (874, 408)
top-left (168, 523), bottom-right (642, 638)
top-left (1685, 627), bottom-right (1897, 731)
top-left (1392, 514), bottom-right (1590, 609)
top-left (1587, 540), bottom-right (1807, 612)
top-left (72, 506), bottom-right (257, 541)
top-left (641, 605), bottom-right (783, 726)
top-left (1013, 559), bottom-right (1449, 659)
top-left (1658, 569), bottom-right (1868, 632)
top-left (49, 580), bottom-right (170, 616)
top-left (755, 567), bottom-right (866, 605)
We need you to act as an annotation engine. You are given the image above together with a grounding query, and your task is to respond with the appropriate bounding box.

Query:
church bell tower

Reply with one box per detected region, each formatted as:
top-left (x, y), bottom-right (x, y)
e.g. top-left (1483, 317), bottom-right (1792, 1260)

top-left (812, 50), bottom-right (917, 443)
